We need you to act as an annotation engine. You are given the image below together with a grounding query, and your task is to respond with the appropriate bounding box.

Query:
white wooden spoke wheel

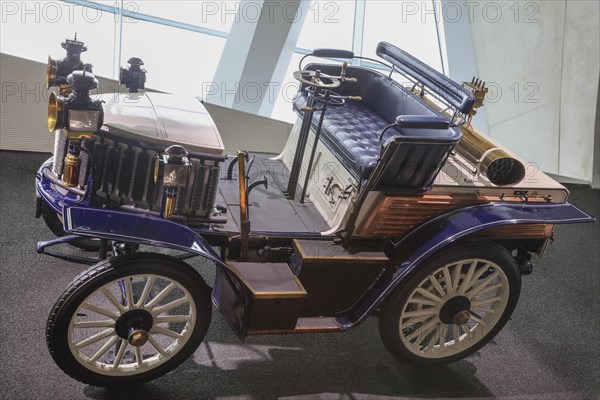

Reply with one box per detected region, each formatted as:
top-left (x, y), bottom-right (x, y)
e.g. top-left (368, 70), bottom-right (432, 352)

top-left (47, 253), bottom-right (211, 386)
top-left (379, 244), bottom-right (521, 365)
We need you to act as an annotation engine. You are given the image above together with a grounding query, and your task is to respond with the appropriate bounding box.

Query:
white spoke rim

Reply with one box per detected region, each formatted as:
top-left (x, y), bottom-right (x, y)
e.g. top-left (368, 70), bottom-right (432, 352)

top-left (400, 258), bottom-right (510, 359)
top-left (68, 273), bottom-right (197, 377)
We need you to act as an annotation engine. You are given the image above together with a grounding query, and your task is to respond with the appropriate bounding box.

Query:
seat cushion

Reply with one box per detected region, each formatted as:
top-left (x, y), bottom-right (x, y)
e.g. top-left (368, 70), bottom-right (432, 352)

top-left (293, 64), bottom-right (462, 180)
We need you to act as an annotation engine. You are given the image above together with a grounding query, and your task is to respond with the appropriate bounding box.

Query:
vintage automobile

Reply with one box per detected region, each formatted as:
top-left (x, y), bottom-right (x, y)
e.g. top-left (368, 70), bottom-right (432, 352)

top-left (36, 36), bottom-right (594, 386)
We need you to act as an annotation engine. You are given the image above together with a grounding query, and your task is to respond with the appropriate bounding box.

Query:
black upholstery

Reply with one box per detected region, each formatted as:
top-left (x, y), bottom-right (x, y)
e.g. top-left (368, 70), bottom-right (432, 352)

top-left (376, 41), bottom-right (475, 114)
top-left (293, 64), bottom-right (462, 184)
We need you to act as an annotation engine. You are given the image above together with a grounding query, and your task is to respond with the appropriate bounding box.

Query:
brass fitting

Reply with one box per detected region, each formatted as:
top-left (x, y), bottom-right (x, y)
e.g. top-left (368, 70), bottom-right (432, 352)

top-left (128, 329), bottom-right (149, 347)
top-left (62, 152), bottom-right (81, 187)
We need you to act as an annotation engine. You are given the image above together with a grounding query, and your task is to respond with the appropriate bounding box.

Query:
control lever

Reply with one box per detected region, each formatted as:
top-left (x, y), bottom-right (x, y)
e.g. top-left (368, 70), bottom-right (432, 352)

top-left (299, 92), bottom-right (360, 203)
top-left (247, 175), bottom-right (268, 199)
top-left (226, 150), bottom-right (249, 180)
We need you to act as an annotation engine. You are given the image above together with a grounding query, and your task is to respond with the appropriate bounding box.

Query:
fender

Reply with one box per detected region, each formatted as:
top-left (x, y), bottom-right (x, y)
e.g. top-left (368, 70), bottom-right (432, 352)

top-left (337, 202), bottom-right (595, 329)
top-left (62, 206), bottom-right (253, 338)
top-left (63, 206), bottom-right (228, 269)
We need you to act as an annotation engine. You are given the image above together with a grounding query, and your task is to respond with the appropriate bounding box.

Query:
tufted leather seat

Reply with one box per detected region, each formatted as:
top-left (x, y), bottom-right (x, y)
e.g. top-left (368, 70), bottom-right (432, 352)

top-left (293, 64), bottom-right (462, 180)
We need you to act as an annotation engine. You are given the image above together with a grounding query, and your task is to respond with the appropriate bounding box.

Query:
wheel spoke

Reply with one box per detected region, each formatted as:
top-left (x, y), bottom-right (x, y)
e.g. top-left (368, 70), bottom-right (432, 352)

top-left (416, 288), bottom-right (443, 304)
top-left (144, 283), bottom-right (175, 310)
top-left (452, 325), bottom-right (460, 344)
top-left (463, 324), bottom-right (474, 343)
top-left (443, 266), bottom-right (454, 296)
top-left (81, 303), bottom-right (120, 320)
top-left (426, 324), bottom-right (441, 351)
top-left (406, 316), bottom-right (438, 343)
top-left (124, 278), bottom-right (134, 310)
top-left (154, 314), bottom-right (192, 324)
top-left (152, 325), bottom-right (184, 340)
top-left (472, 305), bottom-right (496, 314)
top-left (451, 264), bottom-right (462, 292)
top-left (429, 276), bottom-right (446, 298)
top-left (408, 297), bottom-right (437, 307)
top-left (134, 346), bottom-right (144, 368)
top-left (458, 261), bottom-right (477, 294)
top-left (147, 334), bottom-right (168, 357)
top-left (475, 283), bottom-right (502, 296)
top-left (439, 325), bottom-right (448, 348)
top-left (471, 296), bottom-right (502, 307)
top-left (135, 276), bottom-right (156, 308)
top-left (466, 272), bottom-right (499, 299)
top-left (101, 288), bottom-right (127, 313)
top-left (469, 315), bottom-right (487, 327)
top-left (464, 264), bottom-right (490, 293)
top-left (89, 335), bottom-right (119, 363)
top-left (112, 339), bottom-right (128, 369)
top-left (404, 314), bottom-right (435, 326)
top-left (73, 320), bottom-right (115, 329)
top-left (74, 328), bottom-right (115, 349)
top-left (151, 297), bottom-right (189, 316)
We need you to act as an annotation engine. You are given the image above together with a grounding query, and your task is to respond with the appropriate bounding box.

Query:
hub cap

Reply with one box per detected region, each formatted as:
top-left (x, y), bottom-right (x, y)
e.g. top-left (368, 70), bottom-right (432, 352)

top-left (399, 258), bottom-right (510, 358)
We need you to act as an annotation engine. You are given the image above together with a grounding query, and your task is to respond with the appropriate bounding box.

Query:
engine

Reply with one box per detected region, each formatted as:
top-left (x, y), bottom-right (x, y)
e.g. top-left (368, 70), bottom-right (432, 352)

top-left (45, 37), bottom-right (226, 225)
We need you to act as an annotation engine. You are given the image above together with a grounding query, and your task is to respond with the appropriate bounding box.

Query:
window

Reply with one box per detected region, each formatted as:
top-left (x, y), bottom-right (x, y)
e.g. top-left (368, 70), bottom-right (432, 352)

top-left (132, 1), bottom-right (239, 34)
top-left (296, 1), bottom-right (355, 51)
top-left (361, 0), bottom-right (443, 72)
top-left (121, 19), bottom-right (226, 95)
top-left (0, 1), bottom-right (117, 78)
top-left (270, 53), bottom-right (303, 123)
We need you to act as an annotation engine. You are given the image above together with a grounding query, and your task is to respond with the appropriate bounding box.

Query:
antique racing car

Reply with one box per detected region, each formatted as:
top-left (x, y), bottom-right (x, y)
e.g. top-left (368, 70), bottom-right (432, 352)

top-left (35, 37), bottom-right (594, 386)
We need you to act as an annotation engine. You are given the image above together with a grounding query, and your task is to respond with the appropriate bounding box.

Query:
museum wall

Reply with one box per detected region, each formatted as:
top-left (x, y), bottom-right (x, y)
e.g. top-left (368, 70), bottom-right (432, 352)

top-left (469, 0), bottom-right (599, 183)
top-left (0, 53), bottom-right (291, 155)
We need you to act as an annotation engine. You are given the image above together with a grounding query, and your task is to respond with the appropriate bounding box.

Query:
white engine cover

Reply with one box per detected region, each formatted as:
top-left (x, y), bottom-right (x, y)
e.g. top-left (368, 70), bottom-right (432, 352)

top-left (99, 92), bottom-right (225, 155)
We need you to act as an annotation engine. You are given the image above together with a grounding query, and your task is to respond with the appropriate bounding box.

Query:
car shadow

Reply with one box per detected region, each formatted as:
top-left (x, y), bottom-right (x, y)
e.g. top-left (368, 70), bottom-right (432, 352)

top-left (83, 319), bottom-right (494, 400)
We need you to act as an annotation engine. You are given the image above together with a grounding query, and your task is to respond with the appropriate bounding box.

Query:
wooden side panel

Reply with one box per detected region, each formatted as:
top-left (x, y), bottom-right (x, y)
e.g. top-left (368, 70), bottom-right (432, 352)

top-left (358, 193), bottom-right (553, 239)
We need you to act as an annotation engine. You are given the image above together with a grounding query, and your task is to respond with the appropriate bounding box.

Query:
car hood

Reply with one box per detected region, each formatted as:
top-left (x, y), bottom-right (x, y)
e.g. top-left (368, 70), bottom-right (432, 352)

top-left (99, 92), bottom-right (224, 155)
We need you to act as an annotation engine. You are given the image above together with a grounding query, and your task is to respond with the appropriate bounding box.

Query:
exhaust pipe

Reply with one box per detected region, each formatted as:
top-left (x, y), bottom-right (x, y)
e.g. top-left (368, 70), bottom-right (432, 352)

top-left (455, 125), bottom-right (526, 186)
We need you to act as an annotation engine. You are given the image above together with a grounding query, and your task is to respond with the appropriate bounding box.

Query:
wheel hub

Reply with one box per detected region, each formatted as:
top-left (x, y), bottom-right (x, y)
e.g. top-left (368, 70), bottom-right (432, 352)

top-left (115, 309), bottom-right (153, 347)
top-left (439, 296), bottom-right (471, 325)
top-left (128, 329), bottom-right (149, 347)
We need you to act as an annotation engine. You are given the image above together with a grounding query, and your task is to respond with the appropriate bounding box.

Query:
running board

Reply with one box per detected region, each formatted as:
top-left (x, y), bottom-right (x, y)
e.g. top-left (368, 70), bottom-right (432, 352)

top-left (247, 317), bottom-right (342, 335)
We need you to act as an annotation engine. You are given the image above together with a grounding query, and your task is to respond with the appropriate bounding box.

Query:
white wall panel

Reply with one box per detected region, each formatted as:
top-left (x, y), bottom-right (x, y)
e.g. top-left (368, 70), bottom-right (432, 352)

top-left (469, 0), bottom-right (599, 182)
top-left (558, 1), bottom-right (599, 181)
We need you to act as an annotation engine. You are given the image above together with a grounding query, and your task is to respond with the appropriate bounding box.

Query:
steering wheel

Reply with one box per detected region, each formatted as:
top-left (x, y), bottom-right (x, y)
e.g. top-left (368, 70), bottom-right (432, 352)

top-left (314, 89), bottom-right (345, 106)
top-left (293, 70), bottom-right (341, 88)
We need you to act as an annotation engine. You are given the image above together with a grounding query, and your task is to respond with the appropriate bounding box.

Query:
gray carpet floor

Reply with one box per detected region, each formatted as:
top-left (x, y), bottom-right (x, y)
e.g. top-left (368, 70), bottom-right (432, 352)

top-left (0, 150), bottom-right (598, 400)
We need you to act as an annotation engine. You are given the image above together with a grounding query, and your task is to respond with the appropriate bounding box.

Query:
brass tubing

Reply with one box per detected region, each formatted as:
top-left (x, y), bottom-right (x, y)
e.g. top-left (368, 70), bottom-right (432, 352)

top-left (237, 151), bottom-right (249, 260)
top-left (62, 152), bottom-right (81, 187)
top-left (238, 151), bottom-right (248, 223)
top-left (456, 124), bottom-right (526, 186)
top-left (163, 194), bottom-right (175, 219)
top-left (420, 94), bottom-right (526, 186)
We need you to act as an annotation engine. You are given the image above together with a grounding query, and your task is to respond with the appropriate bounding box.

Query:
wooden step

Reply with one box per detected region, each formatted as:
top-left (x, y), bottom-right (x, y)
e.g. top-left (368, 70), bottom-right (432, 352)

top-left (228, 261), bottom-right (307, 299)
top-left (227, 262), bottom-right (306, 332)
top-left (247, 317), bottom-right (342, 335)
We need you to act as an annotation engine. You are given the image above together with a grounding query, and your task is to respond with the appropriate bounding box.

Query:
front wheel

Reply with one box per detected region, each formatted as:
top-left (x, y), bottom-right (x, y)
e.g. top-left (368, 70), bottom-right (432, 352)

top-left (46, 253), bottom-right (212, 386)
top-left (378, 243), bottom-right (521, 365)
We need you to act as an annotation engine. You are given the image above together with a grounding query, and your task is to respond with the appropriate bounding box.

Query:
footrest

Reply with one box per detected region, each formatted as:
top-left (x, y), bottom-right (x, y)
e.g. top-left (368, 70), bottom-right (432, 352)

top-left (228, 262), bottom-right (307, 333)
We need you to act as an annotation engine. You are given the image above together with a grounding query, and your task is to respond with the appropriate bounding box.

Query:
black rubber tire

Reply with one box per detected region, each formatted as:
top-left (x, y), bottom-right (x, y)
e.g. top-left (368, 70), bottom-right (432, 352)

top-left (378, 243), bottom-right (521, 365)
top-left (46, 252), bottom-right (212, 387)
top-left (40, 201), bottom-right (100, 251)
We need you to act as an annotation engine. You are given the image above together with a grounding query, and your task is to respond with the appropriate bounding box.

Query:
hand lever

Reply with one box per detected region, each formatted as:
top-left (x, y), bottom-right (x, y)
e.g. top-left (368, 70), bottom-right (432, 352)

top-left (341, 62), bottom-right (347, 79)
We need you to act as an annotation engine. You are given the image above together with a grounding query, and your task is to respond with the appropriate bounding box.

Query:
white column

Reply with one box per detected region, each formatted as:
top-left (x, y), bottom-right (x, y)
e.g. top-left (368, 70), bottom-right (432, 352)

top-left (207, 0), bottom-right (309, 117)
top-left (438, 0), bottom-right (489, 133)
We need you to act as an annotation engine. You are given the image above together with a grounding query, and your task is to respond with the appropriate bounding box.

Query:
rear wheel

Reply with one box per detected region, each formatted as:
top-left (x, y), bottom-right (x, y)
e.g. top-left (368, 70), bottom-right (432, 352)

top-left (379, 243), bottom-right (521, 365)
top-left (46, 253), bottom-right (212, 386)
